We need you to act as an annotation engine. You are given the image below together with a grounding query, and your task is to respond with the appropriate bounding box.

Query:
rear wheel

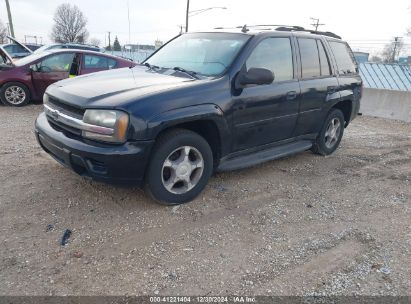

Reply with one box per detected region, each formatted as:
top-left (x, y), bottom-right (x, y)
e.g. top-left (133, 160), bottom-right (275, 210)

top-left (145, 129), bottom-right (213, 205)
top-left (0, 82), bottom-right (31, 107)
top-left (312, 108), bottom-right (345, 156)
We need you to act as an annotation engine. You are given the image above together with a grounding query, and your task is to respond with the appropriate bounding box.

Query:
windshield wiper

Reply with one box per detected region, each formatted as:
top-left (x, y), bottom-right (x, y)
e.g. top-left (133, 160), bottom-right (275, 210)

top-left (173, 67), bottom-right (199, 79)
top-left (144, 62), bottom-right (160, 70)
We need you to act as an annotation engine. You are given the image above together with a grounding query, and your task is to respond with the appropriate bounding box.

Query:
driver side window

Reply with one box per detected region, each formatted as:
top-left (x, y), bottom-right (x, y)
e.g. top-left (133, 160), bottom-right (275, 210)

top-left (246, 38), bottom-right (294, 82)
top-left (37, 53), bottom-right (75, 72)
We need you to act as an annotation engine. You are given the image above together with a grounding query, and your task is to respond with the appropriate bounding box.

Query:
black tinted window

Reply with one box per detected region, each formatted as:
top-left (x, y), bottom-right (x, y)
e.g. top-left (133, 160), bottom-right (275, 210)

top-left (329, 41), bottom-right (356, 75)
top-left (298, 38), bottom-right (321, 78)
top-left (246, 37), bottom-right (293, 82)
top-left (317, 40), bottom-right (331, 76)
top-left (84, 55), bottom-right (117, 69)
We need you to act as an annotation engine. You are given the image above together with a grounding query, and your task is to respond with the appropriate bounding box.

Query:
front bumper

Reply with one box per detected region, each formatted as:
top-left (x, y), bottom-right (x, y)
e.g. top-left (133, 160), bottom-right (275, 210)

top-left (35, 112), bottom-right (154, 185)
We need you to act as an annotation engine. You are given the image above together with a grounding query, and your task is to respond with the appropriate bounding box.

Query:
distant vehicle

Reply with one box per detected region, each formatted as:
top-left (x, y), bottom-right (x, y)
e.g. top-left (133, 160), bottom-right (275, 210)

top-left (34, 26), bottom-right (362, 205)
top-left (1, 43), bottom-right (42, 59)
top-left (0, 49), bottom-right (135, 106)
top-left (34, 43), bottom-right (101, 53)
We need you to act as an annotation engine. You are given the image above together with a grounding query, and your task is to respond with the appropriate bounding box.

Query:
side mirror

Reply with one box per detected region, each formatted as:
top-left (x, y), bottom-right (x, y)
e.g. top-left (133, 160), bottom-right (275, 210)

top-left (29, 64), bottom-right (38, 72)
top-left (237, 68), bottom-right (274, 87)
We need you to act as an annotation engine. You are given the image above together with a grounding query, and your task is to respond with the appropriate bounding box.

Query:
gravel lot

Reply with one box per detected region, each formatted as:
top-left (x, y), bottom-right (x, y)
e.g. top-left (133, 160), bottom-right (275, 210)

top-left (0, 104), bottom-right (410, 296)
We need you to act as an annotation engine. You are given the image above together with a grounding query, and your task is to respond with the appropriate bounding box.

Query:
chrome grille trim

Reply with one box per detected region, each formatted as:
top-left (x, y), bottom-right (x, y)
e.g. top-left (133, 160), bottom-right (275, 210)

top-left (44, 104), bottom-right (115, 136)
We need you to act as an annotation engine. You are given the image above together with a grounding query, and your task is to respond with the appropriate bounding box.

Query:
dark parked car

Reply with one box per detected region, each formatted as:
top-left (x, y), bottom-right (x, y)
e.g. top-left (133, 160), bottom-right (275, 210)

top-left (1, 43), bottom-right (42, 59)
top-left (35, 26), bottom-right (362, 205)
top-left (34, 43), bottom-right (100, 53)
top-left (0, 49), bottom-right (135, 106)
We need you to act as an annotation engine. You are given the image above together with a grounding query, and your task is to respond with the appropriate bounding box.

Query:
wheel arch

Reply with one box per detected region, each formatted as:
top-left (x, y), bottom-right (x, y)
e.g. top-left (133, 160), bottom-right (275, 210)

top-left (147, 104), bottom-right (230, 168)
top-left (332, 99), bottom-right (352, 127)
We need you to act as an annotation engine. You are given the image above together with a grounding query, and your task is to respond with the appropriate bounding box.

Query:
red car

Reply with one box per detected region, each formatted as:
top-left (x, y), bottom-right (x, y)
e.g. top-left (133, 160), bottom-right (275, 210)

top-left (0, 49), bottom-right (135, 106)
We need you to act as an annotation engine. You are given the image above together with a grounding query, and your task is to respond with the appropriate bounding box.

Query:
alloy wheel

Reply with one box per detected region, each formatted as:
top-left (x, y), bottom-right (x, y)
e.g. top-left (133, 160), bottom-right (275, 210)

top-left (161, 146), bottom-right (204, 195)
top-left (324, 118), bottom-right (341, 149)
top-left (4, 86), bottom-right (26, 105)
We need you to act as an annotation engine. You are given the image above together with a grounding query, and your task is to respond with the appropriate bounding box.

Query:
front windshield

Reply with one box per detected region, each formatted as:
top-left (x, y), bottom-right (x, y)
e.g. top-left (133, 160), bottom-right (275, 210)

top-left (145, 33), bottom-right (250, 77)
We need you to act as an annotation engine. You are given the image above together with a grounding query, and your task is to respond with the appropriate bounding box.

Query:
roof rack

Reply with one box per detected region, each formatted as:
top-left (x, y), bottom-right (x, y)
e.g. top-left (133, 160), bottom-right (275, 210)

top-left (214, 24), bottom-right (341, 39)
top-left (275, 25), bottom-right (342, 39)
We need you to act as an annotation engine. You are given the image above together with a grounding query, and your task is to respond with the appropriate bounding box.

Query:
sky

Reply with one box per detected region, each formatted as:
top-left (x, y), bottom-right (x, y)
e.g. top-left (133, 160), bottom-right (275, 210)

top-left (1, 0), bottom-right (410, 55)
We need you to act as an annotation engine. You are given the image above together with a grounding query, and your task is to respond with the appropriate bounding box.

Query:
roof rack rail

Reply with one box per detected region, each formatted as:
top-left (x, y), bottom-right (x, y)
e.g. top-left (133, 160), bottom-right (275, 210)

top-left (214, 24), bottom-right (301, 33)
top-left (275, 26), bottom-right (342, 39)
top-left (214, 24), bottom-right (341, 39)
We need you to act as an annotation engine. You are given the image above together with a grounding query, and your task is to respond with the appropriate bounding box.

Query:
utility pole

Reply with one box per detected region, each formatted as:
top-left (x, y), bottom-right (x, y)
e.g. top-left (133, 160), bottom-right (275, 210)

top-left (5, 0), bottom-right (15, 38)
top-left (310, 17), bottom-right (325, 32)
top-left (127, 0), bottom-right (131, 44)
top-left (391, 37), bottom-right (402, 63)
top-left (185, 0), bottom-right (190, 33)
top-left (108, 31), bottom-right (111, 49)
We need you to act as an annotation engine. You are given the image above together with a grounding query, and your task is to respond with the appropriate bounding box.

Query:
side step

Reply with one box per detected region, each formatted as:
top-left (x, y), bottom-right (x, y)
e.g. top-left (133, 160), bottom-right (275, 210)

top-left (217, 140), bottom-right (313, 172)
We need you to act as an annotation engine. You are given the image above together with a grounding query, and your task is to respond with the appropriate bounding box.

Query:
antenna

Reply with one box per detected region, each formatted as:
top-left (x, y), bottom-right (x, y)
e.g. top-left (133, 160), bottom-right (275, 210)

top-left (310, 17), bottom-right (325, 32)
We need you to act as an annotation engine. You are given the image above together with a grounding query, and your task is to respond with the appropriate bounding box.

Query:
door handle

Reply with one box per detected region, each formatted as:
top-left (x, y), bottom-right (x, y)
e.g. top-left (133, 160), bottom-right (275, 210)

top-left (286, 91), bottom-right (297, 100)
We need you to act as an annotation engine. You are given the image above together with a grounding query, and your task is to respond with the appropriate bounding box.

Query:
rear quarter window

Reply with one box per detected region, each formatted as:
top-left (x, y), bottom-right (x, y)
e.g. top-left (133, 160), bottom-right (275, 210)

top-left (329, 41), bottom-right (357, 75)
top-left (84, 55), bottom-right (117, 69)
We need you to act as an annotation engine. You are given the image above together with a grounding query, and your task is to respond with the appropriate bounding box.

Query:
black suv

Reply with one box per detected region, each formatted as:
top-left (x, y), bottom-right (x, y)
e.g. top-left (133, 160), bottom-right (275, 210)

top-left (35, 26), bottom-right (362, 205)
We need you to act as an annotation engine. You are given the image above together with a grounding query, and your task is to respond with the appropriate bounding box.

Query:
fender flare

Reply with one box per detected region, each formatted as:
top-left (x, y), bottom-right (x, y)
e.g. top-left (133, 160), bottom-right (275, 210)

top-left (145, 104), bottom-right (231, 154)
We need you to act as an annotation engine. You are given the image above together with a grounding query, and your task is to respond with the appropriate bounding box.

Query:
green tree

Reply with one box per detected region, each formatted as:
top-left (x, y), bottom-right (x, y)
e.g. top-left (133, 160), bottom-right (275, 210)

top-left (113, 36), bottom-right (121, 51)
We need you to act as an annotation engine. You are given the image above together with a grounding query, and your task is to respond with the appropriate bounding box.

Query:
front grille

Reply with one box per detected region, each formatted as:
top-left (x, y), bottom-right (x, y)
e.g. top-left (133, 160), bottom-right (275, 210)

top-left (46, 96), bottom-right (85, 119)
top-left (48, 119), bottom-right (82, 137)
top-left (45, 95), bottom-right (84, 137)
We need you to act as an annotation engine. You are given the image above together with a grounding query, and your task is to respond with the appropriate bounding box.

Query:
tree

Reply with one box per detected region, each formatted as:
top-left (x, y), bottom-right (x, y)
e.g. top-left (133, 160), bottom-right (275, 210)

top-left (113, 36), bottom-right (121, 51)
top-left (50, 4), bottom-right (89, 44)
top-left (0, 19), bottom-right (7, 44)
top-left (369, 55), bottom-right (382, 63)
top-left (381, 37), bottom-right (404, 63)
top-left (89, 38), bottom-right (101, 47)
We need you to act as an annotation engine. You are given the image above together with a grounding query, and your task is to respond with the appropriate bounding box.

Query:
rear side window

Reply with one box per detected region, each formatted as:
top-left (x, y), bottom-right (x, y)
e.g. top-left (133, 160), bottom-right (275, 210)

top-left (329, 41), bottom-right (356, 75)
top-left (298, 38), bottom-right (321, 78)
top-left (317, 40), bottom-right (331, 76)
top-left (84, 55), bottom-right (117, 69)
top-left (246, 37), bottom-right (294, 82)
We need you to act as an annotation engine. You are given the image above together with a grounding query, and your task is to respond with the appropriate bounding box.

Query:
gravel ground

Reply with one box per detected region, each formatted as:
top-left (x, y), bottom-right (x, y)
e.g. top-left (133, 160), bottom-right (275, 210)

top-left (0, 104), bottom-right (410, 296)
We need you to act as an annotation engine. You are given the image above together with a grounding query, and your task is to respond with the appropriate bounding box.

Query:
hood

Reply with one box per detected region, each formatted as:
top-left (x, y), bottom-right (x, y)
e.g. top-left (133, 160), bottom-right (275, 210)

top-left (47, 66), bottom-right (199, 108)
top-left (7, 35), bottom-right (33, 54)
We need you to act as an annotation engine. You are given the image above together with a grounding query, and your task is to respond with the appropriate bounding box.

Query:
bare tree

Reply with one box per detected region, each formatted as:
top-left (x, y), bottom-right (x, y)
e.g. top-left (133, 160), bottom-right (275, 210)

top-left (381, 37), bottom-right (404, 63)
top-left (370, 55), bottom-right (382, 63)
top-left (50, 4), bottom-right (89, 44)
top-left (0, 19), bottom-right (7, 44)
top-left (89, 38), bottom-right (101, 47)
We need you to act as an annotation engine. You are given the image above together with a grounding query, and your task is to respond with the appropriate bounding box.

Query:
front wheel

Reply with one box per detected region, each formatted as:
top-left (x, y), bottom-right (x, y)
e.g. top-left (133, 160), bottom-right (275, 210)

top-left (312, 108), bottom-right (345, 156)
top-left (0, 82), bottom-right (31, 107)
top-left (145, 129), bottom-right (213, 205)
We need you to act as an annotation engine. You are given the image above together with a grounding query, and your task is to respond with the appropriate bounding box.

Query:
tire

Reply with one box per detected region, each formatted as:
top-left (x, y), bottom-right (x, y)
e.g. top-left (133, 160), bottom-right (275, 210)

top-left (0, 82), bottom-right (31, 107)
top-left (311, 108), bottom-right (345, 156)
top-left (145, 129), bottom-right (213, 205)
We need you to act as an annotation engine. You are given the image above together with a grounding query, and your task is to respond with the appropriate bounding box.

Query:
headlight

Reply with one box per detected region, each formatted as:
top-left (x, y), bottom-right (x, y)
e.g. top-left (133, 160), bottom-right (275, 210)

top-left (82, 109), bottom-right (129, 143)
